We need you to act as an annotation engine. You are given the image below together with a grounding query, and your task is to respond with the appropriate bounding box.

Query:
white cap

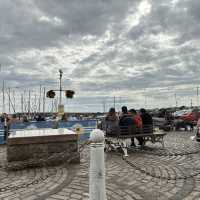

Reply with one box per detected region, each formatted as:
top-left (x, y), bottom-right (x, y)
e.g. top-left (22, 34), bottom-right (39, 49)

top-left (90, 129), bottom-right (104, 143)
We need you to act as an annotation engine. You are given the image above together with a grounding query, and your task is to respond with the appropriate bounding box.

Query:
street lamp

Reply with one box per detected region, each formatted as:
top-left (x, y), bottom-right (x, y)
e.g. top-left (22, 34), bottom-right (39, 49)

top-left (46, 70), bottom-right (75, 116)
top-left (59, 69), bottom-right (63, 105)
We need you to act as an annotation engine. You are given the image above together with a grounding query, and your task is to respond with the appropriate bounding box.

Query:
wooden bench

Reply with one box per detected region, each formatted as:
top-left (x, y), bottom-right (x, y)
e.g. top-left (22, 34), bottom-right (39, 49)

top-left (105, 125), bottom-right (166, 156)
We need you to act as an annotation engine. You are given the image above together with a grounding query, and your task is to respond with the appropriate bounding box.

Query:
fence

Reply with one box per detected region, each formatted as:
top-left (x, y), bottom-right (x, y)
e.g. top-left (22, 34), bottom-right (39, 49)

top-left (0, 120), bottom-right (97, 144)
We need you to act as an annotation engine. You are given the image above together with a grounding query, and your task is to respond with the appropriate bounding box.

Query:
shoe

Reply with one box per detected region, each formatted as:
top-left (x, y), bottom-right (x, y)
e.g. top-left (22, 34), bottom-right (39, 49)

top-left (130, 143), bottom-right (136, 147)
top-left (139, 142), bottom-right (145, 146)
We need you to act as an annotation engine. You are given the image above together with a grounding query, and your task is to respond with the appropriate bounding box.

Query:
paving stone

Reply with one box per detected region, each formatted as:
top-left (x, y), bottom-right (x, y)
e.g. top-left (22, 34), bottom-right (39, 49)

top-left (1, 131), bottom-right (200, 199)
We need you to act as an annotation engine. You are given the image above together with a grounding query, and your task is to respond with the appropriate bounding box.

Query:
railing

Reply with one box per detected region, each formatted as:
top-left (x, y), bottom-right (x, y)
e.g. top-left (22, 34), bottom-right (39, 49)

top-left (0, 120), bottom-right (97, 144)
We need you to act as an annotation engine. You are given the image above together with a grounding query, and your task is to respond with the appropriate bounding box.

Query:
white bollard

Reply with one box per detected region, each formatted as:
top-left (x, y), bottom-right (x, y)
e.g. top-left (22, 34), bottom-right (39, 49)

top-left (89, 129), bottom-right (107, 200)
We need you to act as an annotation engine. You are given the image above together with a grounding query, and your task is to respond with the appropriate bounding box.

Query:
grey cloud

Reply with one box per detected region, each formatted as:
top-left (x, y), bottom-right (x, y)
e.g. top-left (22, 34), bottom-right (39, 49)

top-left (1, 0), bottom-right (200, 111)
top-left (0, 0), bottom-right (137, 54)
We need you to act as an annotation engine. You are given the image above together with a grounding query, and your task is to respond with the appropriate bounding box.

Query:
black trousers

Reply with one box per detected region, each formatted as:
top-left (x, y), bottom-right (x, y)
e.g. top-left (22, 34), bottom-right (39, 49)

top-left (3, 126), bottom-right (8, 141)
top-left (131, 137), bottom-right (144, 145)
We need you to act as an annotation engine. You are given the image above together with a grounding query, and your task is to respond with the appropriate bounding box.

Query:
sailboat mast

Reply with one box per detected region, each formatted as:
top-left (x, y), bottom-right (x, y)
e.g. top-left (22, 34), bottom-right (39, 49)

top-left (43, 87), bottom-right (46, 114)
top-left (8, 88), bottom-right (11, 114)
top-left (39, 84), bottom-right (42, 113)
top-left (2, 80), bottom-right (5, 113)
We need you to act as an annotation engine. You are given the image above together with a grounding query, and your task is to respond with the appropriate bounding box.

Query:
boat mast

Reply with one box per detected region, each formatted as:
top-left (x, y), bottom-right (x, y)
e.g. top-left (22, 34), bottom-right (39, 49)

top-left (28, 90), bottom-right (31, 118)
top-left (21, 93), bottom-right (24, 113)
top-left (13, 89), bottom-right (16, 113)
top-left (39, 84), bottom-right (42, 113)
top-left (8, 88), bottom-right (11, 114)
top-left (43, 87), bottom-right (46, 114)
top-left (59, 69), bottom-right (63, 105)
top-left (2, 80), bottom-right (5, 113)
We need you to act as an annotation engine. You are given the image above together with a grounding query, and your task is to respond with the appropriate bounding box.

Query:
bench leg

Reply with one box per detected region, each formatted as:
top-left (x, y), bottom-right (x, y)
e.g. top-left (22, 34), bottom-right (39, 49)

top-left (121, 140), bottom-right (128, 157)
top-left (161, 137), bottom-right (165, 148)
top-left (104, 143), bottom-right (111, 152)
top-left (141, 140), bottom-right (146, 149)
top-left (122, 147), bottom-right (128, 157)
top-left (105, 139), bottom-right (117, 152)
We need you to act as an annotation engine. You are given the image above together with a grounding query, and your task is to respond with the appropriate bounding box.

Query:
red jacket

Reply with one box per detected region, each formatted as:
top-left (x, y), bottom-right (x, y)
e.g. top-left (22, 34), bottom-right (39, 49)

top-left (133, 114), bottom-right (142, 128)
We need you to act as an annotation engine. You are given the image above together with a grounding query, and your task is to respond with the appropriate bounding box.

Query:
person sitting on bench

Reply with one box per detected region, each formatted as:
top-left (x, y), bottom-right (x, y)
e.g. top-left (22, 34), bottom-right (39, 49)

top-left (140, 108), bottom-right (153, 134)
top-left (119, 106), bottom-right (136, 145)
top-left (129, 109), bottom-right (144, 146)
top-left (105, 107), bottom-right (119, 136)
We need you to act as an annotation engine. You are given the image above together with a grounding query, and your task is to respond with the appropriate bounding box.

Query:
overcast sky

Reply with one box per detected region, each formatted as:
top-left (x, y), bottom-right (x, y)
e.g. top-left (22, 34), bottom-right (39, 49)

top-left (0, 0), bottom-right (200, 113)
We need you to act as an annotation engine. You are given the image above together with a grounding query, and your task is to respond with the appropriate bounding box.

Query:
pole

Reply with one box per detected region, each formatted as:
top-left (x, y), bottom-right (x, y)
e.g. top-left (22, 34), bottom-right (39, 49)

top-left (2, 80), bottom-right (5, 113)
top-left (55, 98), bottom-right (58, 112)
top-left (51, 99), bottom-right (54, 113)
top-left (28, 90), bottom-right (31, 118)
top-left (197, 86), bottom-right (199, 107)
top-left (34, 93), bottom-right (37, 113)
top-left (113, 96), bottom-right (115, 110)
top-left (38, 84), bottom-right (42, 113)
top-left (59, 69), bottom-right (63, 105)
top-left (8, 88), bottom-right (11, 114)
top-left (145, 96), bottom-right (147, 108)
top-left (6, 89), bottom-right (15, 113)
top-left (24, 90), bottom-right (27, 113)
top-left (43, 87), bottom-right (46, 114)
top-left (175, 93), bottom-right (178, 108)
top-left (13, 90), bottom-right (16, 113)
top-left (89, 129), bottom-right (107, 200)
top-left (103, 99), bottom-right (106, 113)
top-left (21, 93), bottom-right (24, 113)
top-left (119, 97), bottom-right (122, 111)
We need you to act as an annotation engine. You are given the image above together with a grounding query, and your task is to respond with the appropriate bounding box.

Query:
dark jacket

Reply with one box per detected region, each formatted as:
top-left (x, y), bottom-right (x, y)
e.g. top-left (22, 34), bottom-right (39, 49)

top-left (105, 115), bottom-right (119, 135)
top-left (140, 113), bottom-right (153, 125)
top-left (141, 113), bottom-right (153, 134)
top-left (119, 114), bottom-right (135, 135)
top-left (119, 114), bottom-right (134, 126)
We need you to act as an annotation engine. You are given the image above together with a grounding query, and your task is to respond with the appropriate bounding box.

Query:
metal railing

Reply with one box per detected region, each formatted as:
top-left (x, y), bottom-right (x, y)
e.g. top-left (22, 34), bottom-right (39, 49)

top-left (0, 120), bottom-right (97, 144)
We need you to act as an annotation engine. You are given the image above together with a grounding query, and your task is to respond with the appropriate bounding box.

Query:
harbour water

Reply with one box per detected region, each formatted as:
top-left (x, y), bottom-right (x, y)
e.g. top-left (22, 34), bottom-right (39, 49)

top-left (0, 119), bottom-right (97, 144)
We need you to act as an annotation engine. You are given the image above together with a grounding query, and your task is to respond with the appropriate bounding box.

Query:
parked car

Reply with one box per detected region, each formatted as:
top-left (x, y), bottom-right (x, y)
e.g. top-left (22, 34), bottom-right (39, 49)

top-left (196, 127), bottom-right (200, 142)
top-left (174, 119), bottom-right (194, 131)
top-left (173, 109), bottom-right (199, 131)
top-left (196, 119), bottom-right (200, 142)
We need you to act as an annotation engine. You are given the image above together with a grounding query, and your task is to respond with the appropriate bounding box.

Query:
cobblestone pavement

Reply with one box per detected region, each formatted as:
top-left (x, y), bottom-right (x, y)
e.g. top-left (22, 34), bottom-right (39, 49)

top-left (1, 131), bottom-right (200, 200)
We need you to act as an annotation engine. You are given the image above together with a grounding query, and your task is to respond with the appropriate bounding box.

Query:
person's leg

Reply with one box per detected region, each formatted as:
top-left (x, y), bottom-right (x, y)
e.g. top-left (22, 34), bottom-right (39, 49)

top-left (131, 137), bottom-right (136, 147)
top-left (137, 137), bottom-right (144, 146)
top-left (3, 127), bottom-right (7, 143)
top-left (191, 123), bottom-right (194, 131)
top-left (3, 131), bottom-right (6, 141)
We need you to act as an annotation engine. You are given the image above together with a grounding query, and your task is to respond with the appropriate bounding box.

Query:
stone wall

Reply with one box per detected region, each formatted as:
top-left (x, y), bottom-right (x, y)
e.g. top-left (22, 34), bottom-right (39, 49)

top-left (7, 131), bottom-right (80, 169)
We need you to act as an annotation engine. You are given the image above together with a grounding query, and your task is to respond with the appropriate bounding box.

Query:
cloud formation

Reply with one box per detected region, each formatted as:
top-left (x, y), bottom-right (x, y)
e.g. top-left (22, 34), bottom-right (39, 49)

top-left (0, 0), bottom-right (200, 112)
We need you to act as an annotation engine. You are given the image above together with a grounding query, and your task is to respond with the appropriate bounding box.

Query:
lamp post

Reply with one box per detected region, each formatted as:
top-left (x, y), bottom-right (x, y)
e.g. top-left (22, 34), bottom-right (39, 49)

top-left (46, 70), bottom-right (74, 117)
top-left (59, 69), bottom-right (63, 105)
